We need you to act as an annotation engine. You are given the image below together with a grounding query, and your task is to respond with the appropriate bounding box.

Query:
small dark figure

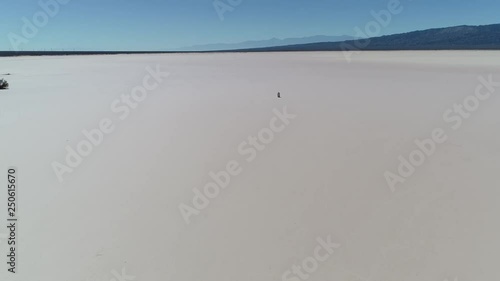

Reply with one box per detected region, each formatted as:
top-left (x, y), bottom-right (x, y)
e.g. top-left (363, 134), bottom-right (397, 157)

top-left (277, 92), bottom-right (281, 98)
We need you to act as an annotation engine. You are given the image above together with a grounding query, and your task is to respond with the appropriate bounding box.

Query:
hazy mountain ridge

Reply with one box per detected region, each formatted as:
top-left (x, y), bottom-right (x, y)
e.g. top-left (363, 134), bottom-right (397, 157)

top-left (177, 35), bottom-right (356, 51)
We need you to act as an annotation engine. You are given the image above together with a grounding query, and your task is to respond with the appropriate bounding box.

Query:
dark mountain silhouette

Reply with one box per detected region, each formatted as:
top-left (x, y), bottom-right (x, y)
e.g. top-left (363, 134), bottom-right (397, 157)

top-left (236, 24), bottom-right (500, 52)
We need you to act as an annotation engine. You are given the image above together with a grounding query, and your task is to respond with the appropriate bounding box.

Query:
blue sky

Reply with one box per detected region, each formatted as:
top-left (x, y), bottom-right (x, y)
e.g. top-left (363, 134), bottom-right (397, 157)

top-left (1, 0), bottom-right (499, 51)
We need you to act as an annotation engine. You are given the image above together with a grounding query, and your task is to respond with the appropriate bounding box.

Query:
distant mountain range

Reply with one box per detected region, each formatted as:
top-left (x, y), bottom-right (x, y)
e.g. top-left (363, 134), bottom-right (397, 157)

top-left (1, 24), bottom-right (499, 57)
top-left (238, 24), bottom-right (500, 51)
top-left (177, 35), bottom-right (356, 51)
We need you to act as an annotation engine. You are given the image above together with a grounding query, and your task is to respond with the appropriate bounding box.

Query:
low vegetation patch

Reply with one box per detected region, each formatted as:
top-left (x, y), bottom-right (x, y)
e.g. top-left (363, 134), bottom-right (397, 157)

top-left (0, 78), bottom-right (9, 89)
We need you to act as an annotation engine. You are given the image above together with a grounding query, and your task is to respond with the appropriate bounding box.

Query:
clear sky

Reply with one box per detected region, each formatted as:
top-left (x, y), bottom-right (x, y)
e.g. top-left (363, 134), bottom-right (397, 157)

top-left (1, 0), bottom-right (499, 51)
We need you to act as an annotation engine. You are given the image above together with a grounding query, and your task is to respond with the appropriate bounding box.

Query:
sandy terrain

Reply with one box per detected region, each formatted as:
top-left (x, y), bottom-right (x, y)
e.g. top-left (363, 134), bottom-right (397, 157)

top-left (1, 51), bottom-right (500, 281)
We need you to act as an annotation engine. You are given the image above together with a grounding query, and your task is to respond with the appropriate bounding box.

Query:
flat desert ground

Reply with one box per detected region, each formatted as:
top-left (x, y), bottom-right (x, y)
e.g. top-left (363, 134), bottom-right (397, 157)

top-left (1, 51), bottom-right (500, 281)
